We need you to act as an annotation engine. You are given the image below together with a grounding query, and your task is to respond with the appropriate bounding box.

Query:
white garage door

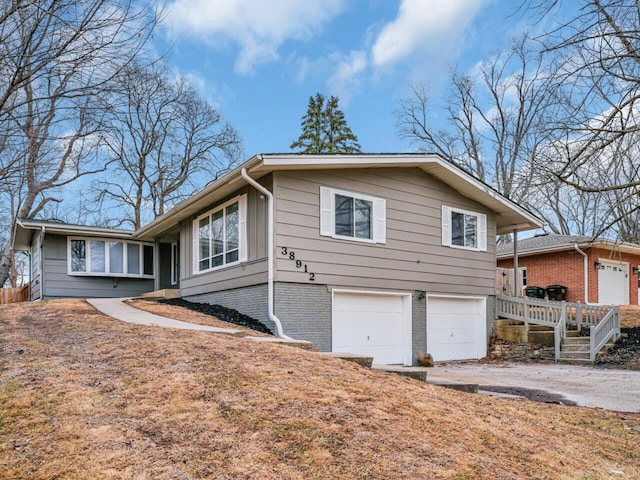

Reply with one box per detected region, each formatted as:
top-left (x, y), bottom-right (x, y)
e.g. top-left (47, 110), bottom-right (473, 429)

top-left (427, 296), bottom-right (487, 362)
top-left (332, 291), bottom-right (411, 365)
top-left (598, 261), bottom-right (629, 305)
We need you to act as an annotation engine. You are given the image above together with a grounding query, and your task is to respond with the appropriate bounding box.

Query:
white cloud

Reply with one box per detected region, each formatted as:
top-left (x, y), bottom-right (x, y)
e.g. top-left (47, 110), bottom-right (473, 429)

top-left (164, 0), bottom-right (345, 74)
top-left (327, 50), bottom-right (367, 105)
top-left (371, 0), bottom-right (488, 67)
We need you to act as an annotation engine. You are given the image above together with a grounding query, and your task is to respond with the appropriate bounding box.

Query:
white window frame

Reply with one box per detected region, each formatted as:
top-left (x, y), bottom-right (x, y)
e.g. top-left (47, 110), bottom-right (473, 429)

top-left (441, 205), bottom-right (487, 252)
top-left (67, 237), bottom-right (155, 278)
top-left (320, 186), bottom-right (386, 244)
top-left (192, 194), bottom-right (247, 275)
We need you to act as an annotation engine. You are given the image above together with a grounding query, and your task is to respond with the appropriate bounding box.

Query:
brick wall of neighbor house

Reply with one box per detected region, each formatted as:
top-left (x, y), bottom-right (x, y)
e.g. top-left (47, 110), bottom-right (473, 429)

top-left (184, 284), bottom-right (273, 333)
top-left (498, 248), bottom-right (640, 304)
top-left (498, 250), bottom-right (586, 303)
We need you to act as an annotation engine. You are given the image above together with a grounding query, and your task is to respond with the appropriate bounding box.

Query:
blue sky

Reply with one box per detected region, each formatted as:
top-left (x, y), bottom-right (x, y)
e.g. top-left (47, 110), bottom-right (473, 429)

top-left (156, 0), bottom-right (568, 158)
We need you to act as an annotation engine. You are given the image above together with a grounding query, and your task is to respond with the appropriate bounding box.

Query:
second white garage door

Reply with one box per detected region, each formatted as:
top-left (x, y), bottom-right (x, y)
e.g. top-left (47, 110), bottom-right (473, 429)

top-left (427, 295), bottom-right (487, 362)
top-left (332, 290), bottom-right (412, 365)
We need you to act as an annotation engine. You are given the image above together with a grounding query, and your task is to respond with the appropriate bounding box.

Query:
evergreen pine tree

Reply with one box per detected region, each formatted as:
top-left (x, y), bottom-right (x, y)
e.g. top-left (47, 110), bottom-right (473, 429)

top-left (290, 93), bottom-right (361, 153)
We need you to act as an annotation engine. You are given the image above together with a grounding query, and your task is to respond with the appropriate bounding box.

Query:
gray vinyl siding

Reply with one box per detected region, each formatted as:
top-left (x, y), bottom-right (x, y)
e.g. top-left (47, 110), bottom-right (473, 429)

top-left (42, 234), bottom-right (153, 299)
top-left (30, 231), bottom-right (42, 301)
top-left (273, 168), bottom-right (497, 296)
top-left (179, 176), bottom-right (270, 297)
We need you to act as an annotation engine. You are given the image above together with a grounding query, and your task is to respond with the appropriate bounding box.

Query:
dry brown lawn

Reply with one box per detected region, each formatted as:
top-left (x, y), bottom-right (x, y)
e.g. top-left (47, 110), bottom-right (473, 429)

top-left (1, 300), bottom-right (639, 480)
top-left (620, 305), bottom-right (640, 328)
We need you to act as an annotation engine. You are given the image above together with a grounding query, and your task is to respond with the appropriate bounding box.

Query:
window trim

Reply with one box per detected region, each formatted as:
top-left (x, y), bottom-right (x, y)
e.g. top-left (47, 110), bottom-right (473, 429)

top-left (441, 205), bottom-right (487, 252)
top-left (320, 186), bottom-right (386, 244)
top-left (192, 194), bottom-right (247, 275)
top-left (67, 237), bottom-right (155, 278)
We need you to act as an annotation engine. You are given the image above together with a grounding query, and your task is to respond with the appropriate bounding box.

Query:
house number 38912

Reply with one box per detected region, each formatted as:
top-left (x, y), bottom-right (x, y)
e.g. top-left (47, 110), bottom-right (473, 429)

top-left (280, 247), bottom-right (315, 281)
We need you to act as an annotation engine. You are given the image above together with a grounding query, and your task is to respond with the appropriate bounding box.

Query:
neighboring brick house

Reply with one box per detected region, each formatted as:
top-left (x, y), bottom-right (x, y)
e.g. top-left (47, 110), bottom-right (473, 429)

top-left (497, 234), bottom-right (640, 305)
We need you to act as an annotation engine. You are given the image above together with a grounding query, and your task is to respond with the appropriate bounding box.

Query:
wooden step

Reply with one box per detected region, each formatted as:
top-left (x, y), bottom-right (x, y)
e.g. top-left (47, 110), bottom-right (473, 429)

top-left (559, 351), bottom-right (591, 360)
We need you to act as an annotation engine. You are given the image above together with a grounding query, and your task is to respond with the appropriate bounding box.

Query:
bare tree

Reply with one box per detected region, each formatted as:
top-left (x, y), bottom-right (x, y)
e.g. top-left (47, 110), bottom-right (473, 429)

top-left (397, 36), bottom-right (560, 206)
top-left (96, 62), bottom-right (242, 229)
top-left (523, 1), bottom-right (640, 237)
top-left (0, 0), bottom-right (158, 286)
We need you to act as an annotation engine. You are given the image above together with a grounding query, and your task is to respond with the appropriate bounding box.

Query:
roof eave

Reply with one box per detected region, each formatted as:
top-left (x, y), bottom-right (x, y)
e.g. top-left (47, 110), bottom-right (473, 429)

top-left (134, 153), bottom-right (543, 240)
top-left (12, 219), bottom-right (135, 251)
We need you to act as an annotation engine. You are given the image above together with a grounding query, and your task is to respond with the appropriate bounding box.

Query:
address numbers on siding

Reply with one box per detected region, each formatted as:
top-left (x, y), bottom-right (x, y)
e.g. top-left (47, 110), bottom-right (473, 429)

top-left (280, 247), bottom-right (315, 281)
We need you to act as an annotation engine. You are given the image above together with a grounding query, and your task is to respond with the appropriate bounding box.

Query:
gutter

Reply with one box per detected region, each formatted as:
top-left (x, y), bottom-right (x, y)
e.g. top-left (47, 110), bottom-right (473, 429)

top-left (240, 166), bottom-right (292, 339)
top-left (574, 243), bottom-right (591, 304)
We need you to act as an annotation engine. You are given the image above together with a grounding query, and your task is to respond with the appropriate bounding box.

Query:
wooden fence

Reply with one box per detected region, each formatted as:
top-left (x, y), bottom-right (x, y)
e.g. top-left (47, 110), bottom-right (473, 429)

top-left (0, 285), bottom-right (29, 305)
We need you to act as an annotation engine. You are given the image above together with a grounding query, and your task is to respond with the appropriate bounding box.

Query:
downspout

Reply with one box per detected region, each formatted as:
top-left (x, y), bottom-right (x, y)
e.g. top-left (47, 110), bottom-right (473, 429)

top-left (512, 229), bottom-right (519, 296)
top-left (40, 226), bottom-right (45, 299)
top-left (241, 167), bottom-right (292, 339)
top-left (574, 243), bottom-right (591, 304)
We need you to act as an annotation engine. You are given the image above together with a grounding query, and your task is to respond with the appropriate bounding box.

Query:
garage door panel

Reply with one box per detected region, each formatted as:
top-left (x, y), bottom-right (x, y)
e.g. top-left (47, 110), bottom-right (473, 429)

top-left (336, 295), bottom-right (403, 313)
top-left (428, 299), bottom-right (481, 315)
top-left (332, 292), bottom-right (410, 365)
top-left (333, 324), bottom-right (403, 344)
top-left (431, 315), bottom-right (479, 330)
top-left (598, 262), bottom-right (628, 305)
top-left (428, 327), bottom-right (478, 344)
top-left (427, 296), bottom-right (486, 362)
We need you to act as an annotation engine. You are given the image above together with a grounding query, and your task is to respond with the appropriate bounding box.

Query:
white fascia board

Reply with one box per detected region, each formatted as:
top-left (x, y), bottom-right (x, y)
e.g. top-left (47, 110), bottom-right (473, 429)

top-left (258, 153), bottom-right (434, 170)
top-left (17, 219), bottom-right (134, 238)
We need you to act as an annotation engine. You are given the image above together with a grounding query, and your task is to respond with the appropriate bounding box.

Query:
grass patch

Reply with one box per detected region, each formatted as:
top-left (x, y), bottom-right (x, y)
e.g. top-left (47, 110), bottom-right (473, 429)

top-left (1, 299), bottom-right (639, 479)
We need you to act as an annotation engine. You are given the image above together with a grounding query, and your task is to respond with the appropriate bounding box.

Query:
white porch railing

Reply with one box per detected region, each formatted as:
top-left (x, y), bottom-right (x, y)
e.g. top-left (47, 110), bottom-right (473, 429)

top-left (590, 308), bottom-right (621, 361)
top-left (496, 295), bottom-right (620, 361)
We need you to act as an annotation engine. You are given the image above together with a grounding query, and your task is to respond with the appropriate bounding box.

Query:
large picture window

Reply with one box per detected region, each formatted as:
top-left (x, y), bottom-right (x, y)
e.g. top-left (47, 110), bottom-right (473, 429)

top-left (68, 237), bottom-right (154, 277)
top-left (320, 187), bottom-right (386, 243)
top-left (193, 195), bottom-right (247, 274)
top-left (441, 205), bottom-right (487, 251)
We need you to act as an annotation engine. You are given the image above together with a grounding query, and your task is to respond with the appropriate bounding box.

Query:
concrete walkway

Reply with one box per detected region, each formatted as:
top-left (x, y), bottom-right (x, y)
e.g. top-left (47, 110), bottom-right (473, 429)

top-left (427, 362), bottom-right (640, 412)
top-left (87, 298), bottom-right (245, 335)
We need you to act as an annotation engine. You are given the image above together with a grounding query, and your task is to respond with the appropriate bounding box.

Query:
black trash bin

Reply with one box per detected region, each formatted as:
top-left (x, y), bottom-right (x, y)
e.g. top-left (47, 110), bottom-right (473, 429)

top-left (525, 286), bottom-right (546, 299)
top-left (546, 285), bottom-right (567, 301)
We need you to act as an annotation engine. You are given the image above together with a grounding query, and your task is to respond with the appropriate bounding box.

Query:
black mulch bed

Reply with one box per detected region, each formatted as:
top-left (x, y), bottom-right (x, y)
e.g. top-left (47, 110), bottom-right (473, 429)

top-left (158, 298), bottom-right (273, 335)
top-left (595, 327), bottom-right (640, 369)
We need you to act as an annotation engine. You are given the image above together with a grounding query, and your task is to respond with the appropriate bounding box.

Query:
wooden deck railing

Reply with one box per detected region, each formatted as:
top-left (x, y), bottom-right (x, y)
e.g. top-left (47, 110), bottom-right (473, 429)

top-left (496, 295), bottom-right (620, 361)
top-left (0, 285), bottom-right (29, 304)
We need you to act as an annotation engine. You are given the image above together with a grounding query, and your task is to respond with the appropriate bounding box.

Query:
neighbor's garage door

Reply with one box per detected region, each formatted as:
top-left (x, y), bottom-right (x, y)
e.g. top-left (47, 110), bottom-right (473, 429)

top-left (427, 296), bottom-right (487, 362)
top-left (332, 291), bottom-right (411, 365)
top-left (598, 261), bottom-right (629, 305)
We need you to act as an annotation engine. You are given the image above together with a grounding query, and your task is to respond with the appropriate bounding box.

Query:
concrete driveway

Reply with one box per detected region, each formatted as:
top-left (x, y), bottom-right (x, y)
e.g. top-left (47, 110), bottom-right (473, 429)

top-left (428, 362), bottom-right (640, 413)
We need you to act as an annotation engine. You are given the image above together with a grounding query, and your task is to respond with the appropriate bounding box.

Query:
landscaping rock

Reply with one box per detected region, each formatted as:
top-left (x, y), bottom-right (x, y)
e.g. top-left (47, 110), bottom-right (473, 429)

top-left (158, 298), bottom-right (273, 335)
